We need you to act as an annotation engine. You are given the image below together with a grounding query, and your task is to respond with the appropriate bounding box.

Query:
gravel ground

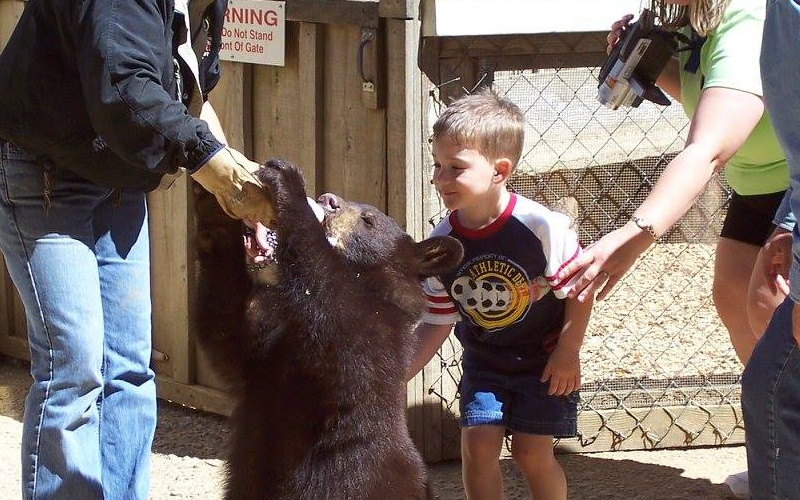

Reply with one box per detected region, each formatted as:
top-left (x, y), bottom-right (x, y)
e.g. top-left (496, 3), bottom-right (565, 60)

top-left (1, 359), bottom-right (744, 500)
top-left (584, 242), bottom-right (738, 382)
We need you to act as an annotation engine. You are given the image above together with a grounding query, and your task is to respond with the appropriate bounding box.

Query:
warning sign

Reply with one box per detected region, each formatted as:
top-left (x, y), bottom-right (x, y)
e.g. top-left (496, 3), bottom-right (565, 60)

top-left (220, 0), bottom-right (285, 66)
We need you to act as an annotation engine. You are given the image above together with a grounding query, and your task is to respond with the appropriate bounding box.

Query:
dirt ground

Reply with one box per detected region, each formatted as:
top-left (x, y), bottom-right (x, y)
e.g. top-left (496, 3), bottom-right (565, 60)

top-left (0, 359), bottom-right (743, 500)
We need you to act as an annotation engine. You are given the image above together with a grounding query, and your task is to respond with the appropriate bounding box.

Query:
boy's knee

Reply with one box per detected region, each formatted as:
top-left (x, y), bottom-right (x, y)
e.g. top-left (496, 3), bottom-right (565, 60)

top-left (510, 437), bottom-right (554, 469)
top-left (461, 429), bottom-right (502, 464)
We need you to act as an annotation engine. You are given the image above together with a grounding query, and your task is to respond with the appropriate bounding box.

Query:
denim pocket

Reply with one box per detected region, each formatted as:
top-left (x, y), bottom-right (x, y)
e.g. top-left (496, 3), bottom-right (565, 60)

top-left (1, 157), bottom-right (46, 207)
top-left (0, 152), bottom-right (42, 205)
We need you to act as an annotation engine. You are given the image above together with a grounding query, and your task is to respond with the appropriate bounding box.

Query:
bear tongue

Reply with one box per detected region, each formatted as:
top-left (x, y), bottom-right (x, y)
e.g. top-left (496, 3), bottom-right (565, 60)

top-left (307, 196), bottom-right (325, 223)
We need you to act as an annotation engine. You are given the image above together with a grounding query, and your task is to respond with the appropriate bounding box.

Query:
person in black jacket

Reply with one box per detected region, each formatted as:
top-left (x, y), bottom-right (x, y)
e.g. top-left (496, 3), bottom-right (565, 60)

top-left (0, 1), bottom-right (272, 499)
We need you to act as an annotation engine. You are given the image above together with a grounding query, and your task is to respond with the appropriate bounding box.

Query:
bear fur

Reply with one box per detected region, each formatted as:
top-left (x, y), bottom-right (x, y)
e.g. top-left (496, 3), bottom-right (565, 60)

top-left (196, 159), bottom-right (463, 500)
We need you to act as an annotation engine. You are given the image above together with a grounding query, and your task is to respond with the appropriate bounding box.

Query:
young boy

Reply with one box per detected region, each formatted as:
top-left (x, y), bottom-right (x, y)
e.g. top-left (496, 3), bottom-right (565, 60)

top-left (407, 90), bottom-right (593, 500)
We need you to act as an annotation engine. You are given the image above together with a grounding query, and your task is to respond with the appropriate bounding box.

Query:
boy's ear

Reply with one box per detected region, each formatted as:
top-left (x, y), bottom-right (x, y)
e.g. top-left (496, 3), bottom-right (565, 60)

top-left (493, 158), bottom-right (513, 183)
top-left (413, 236), bottom-right (464, 278)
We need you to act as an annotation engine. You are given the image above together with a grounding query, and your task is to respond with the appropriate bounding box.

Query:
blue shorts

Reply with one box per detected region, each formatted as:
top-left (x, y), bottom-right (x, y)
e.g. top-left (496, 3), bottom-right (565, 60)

top-left (459, 365), bottom-right (578, 437)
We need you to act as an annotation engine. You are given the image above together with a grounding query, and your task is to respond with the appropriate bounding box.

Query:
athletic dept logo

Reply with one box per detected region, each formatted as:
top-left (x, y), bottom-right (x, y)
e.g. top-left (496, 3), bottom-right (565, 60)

top-left (450, 255), bottom-right (549, 331)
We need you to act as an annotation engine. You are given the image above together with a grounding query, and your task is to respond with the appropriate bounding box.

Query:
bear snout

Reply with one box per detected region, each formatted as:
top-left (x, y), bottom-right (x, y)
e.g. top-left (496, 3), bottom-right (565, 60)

top-left (318, 193), bottom-right (341, 213)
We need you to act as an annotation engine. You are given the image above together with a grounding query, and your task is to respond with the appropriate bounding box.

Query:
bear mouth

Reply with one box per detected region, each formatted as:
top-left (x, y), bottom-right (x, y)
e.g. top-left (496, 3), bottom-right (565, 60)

top-left (242, 202), bottom-right (336, 269)
top-left (243, 223), bottom-right (278, 270)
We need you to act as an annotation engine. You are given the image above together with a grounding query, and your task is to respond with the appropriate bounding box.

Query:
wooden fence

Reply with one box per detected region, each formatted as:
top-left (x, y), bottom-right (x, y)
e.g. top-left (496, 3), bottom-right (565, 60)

top-left (0, 0), bottom-right (436, 438)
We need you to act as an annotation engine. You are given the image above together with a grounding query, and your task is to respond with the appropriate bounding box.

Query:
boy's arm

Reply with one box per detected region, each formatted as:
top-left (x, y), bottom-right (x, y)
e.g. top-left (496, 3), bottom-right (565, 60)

top-left (406, 322), bottom-right (454, 382)
top-left (541, 295), bottom-right (593, 395)
top-left (559, 294), bottom-right (593, 351)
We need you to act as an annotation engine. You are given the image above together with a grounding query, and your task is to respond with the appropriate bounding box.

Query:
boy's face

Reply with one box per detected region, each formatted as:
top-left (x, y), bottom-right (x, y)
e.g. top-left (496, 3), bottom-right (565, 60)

top-left (431, 137), bottom-right (508, 212)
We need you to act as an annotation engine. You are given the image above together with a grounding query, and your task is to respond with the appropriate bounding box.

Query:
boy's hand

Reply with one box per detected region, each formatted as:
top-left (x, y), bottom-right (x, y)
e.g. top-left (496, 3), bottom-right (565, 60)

top-left (540, 345), bottom-right (581, 396)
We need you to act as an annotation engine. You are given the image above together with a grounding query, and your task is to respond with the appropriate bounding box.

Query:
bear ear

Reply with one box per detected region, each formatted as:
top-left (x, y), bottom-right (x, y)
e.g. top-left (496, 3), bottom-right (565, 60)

top-left (413, 236), bottom-right (464, 278)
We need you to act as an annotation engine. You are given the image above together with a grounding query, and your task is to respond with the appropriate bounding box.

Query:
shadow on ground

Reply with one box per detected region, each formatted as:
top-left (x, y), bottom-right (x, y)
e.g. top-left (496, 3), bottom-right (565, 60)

top-left (1, 357), bottom-right (737, 499)
top-left (429, 455), bottom-right (735, 499)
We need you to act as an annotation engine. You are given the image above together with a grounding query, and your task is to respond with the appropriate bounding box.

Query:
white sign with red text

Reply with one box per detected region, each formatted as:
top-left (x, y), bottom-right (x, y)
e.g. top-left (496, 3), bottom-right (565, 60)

top-left (220, 0), bottom-right (285, 66)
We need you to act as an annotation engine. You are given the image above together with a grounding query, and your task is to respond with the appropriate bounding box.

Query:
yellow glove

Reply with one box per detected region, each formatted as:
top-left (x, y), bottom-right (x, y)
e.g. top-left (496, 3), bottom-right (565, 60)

top-left (191, 148), bottom-right (275, 225)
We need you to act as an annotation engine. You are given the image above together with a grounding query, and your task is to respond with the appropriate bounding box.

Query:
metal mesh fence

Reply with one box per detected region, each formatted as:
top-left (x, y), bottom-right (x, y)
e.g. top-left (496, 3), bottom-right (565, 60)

top-left (421, 38), bottom-right (742, 454)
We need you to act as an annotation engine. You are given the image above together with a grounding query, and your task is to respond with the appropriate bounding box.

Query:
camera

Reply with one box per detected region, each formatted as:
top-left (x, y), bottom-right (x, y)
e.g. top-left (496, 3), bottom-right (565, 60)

top-left (597, 9), bottom-right (681, 109)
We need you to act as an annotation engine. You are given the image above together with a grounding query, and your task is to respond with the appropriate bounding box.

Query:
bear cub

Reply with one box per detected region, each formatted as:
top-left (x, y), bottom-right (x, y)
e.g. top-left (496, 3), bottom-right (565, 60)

top-left (198, 159), bottom-right (463, 500)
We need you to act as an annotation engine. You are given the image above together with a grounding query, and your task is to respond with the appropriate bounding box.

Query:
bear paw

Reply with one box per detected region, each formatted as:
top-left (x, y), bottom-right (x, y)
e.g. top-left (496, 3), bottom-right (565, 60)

top-left (257, 158), bottom-right (308, 210)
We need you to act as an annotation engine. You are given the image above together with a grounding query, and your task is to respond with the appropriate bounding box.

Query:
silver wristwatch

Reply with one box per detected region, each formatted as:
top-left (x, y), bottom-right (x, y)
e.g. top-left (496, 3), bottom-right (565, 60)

top-left (631, 215), bottom-right (658, 239)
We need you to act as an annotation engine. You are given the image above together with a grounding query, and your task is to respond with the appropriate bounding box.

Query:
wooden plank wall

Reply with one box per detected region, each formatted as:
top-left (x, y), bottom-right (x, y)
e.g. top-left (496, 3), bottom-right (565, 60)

top-left (0, 0), bottom-right (453, 462)
top-left (251, 23), bottom-right (387, 209)
top-left (155, 6), bottom-right (414, 414)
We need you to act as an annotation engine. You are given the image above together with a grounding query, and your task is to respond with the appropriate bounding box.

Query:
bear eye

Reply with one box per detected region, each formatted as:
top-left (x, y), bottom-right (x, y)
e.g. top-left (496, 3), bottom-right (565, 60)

top-left (361, 213), bottom-right (375, 227)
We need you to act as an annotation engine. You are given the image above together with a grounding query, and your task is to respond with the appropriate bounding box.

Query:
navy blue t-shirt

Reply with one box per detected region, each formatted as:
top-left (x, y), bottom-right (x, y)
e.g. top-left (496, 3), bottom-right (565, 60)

top-left (422, 194), bottom-right (581, 374)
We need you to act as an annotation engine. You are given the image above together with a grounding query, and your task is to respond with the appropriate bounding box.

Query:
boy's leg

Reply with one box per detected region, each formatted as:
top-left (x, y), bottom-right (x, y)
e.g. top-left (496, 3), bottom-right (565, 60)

top-left (742, 297), bottom-right (800, 500)
top-left (504, 371), bottom-right (576, 500)
top-left (0, 152), bottom-right (109, 500)
top-left (94, 189), bottom-right (156, 500)
top-left (510, 433), bottom-right (566, 500)
top-left (461, 425), bottom-right (506, 500)
top-left (459, 366), bottom-right (509, 500)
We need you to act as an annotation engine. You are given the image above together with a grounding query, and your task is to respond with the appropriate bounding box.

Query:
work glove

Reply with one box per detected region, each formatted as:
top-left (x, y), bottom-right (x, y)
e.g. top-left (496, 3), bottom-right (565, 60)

top-left (191, 147), bottom-right (276, 225)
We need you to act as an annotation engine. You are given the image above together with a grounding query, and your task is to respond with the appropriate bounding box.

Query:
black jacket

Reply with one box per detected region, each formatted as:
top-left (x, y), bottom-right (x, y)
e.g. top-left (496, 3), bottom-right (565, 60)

top-left (0, 0), bottom-right (227, 191)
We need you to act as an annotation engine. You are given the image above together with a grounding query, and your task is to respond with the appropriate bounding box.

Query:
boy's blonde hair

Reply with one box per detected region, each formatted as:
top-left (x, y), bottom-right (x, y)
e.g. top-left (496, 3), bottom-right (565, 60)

top-left (432, 89), bottom-right (525, 172)
top-left (651, 0), bottom-right (731, 36)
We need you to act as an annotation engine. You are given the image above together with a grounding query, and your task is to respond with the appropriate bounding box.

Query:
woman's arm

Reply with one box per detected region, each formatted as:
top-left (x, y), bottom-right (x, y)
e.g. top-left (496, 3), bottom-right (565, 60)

top-left (656, 58), bottom-right (682, 103)
top-left (636, 87), bottom-right (764, 236)
top-left (563, 86), bottom-right (766, 301)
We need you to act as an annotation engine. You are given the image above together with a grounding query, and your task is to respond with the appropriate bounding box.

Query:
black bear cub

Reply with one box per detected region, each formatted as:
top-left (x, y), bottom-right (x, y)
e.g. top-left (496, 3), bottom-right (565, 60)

top-left (199, 159), bottom-right (463, 500)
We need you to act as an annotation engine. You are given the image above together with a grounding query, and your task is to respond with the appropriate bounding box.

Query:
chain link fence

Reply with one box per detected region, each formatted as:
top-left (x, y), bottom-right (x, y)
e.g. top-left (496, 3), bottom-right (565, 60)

top-left (419, 33), bottom-right (741, 457)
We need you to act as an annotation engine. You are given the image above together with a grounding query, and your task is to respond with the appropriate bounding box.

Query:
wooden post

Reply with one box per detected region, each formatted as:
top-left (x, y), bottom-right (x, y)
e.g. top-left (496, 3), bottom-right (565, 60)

top-left (148, 178), bottom-right (193, 384)
top-left (386, 18), bottom-right (424, 238)
top-left (298, 22), bottom-right (325, 196)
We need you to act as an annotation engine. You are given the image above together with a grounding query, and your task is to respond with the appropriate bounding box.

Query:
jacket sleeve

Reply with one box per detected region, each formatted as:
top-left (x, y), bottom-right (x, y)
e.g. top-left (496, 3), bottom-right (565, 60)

top-left (74, 0), bottom-right (224, 173)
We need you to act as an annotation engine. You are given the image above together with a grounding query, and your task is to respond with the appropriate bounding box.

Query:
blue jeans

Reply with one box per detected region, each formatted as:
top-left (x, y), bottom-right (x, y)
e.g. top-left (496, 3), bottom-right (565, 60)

top-left (459, 364), bottom-right (578, 438)
top-left (762, 0), bottom-right (800, 304)
top-left (772, 188), bottom-right (795, 232)
top-left (742, 298), bottom-right (800, 500)
top-left (0, 143), bottom-right (156, 500)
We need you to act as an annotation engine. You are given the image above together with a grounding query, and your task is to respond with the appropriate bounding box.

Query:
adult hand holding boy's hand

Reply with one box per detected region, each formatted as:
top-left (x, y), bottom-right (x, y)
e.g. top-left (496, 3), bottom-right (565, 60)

top-left (541, 345), bottom-right (581, 396)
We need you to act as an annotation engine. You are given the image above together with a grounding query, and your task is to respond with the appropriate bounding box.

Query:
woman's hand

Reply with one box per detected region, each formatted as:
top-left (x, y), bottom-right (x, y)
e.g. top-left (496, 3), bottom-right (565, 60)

top-left (560, 222), bottom-right (653, 302)
top-left (607, 14), bottom-right (634, 54)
